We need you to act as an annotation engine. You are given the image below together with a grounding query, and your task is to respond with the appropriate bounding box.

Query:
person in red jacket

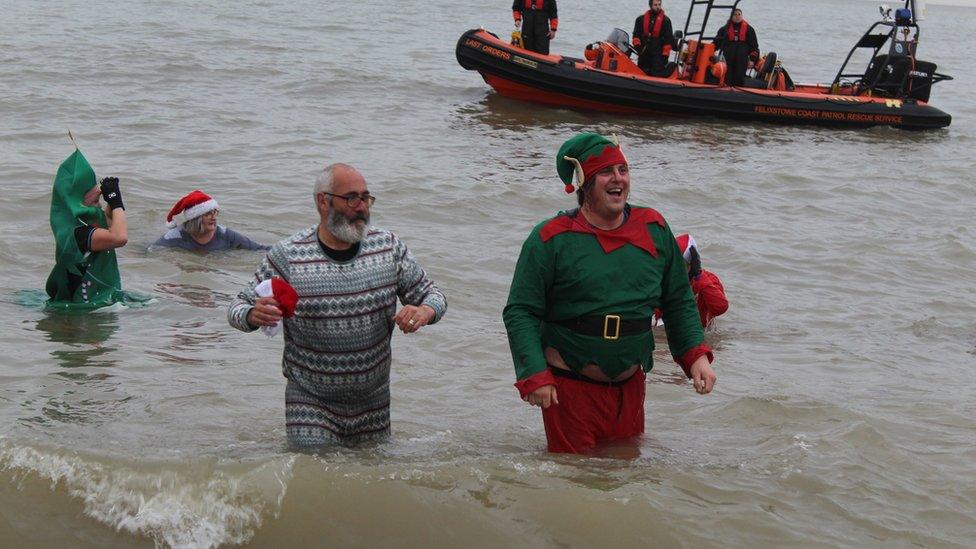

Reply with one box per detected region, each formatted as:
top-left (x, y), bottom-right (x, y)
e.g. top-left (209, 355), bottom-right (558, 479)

top-left (676, 233), bottom-right (728, 328)
top-left (512, 0), bottom-right (558, 55)
top-left (632, 0), bottom-right (674, 76)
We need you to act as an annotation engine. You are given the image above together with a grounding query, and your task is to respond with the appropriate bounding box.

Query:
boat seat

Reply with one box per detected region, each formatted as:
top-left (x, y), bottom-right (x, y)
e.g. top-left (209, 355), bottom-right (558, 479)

top-left (741, 76), bottom-right (768, 89)
top-left (644, 61), bottom-right (677, 78)
top-left (860, 54), bottom-right (910, 94)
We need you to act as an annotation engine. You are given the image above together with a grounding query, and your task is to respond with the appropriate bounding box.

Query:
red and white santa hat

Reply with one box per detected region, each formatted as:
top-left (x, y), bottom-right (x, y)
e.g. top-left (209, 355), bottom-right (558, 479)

top-left (255, 277), bottom-right (299, 319)
top-left (675, 233), bottom-right (697, 262)
top-left (166, 190), bottom-right (219, 228)
top-left (254, 277), bottom-right (299, 337)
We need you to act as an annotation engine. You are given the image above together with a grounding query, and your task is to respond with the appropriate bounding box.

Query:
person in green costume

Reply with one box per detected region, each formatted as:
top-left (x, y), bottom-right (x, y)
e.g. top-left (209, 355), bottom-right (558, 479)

top-left (503, 132), bottom-right (717, 454)
top-left (45, 148), bottom-right (131, 311)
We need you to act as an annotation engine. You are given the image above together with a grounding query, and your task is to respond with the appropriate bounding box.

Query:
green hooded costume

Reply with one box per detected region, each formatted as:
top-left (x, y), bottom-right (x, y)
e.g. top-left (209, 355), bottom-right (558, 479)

top-left (45, 149), bottom-right (128, 312)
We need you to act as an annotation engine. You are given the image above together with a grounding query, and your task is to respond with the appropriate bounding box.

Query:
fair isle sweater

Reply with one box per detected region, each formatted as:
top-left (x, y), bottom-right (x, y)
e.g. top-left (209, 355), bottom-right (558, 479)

top-left (228, 225), bottom-right (447, 404)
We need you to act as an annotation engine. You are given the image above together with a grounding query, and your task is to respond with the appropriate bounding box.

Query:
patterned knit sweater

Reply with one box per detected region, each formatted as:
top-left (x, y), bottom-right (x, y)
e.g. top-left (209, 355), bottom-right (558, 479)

top-left (228, 225), bottom-right (447, 404)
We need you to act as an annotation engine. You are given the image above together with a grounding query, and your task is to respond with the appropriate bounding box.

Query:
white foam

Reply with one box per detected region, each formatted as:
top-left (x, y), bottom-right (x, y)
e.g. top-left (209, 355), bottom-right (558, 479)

top-left (0, 439), bottom-right (294, 548)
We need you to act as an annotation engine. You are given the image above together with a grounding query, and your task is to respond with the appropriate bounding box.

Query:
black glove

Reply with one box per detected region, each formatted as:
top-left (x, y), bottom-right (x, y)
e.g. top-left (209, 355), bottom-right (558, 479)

top-left (688, 246), bottom-right (702, 280)
top-left (99, 177), bottom-right (124, 211)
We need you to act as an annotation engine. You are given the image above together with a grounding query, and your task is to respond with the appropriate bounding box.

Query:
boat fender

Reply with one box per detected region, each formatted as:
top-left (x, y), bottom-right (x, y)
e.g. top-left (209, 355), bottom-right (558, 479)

top-left (774, 71), bottom-right (787, 91)
top-left (710, 61), bottom-right (727, 84)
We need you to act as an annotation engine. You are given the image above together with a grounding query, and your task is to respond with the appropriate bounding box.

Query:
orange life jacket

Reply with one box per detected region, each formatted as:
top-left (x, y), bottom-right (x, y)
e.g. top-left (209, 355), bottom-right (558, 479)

top-left (642, 9), bottom-right (666, 38)
top-left (726, 20), bottom-right (750, 42)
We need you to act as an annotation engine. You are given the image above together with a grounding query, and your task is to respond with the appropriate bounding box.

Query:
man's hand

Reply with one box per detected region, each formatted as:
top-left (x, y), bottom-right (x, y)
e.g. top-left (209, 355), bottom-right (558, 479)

top-left (394, 304), bottom-right (435, 334)
top-left (514, 19), bottom-right (521, 29)
top-left (689, 356), bottom-right (716, 394)
top-left (525, 384), bottom-right (558, 408)
top-left (747, 60), bottom-right (755, 69)
top-left (548, 29), bottom-right (556, 40)
top-left (248, 296), bottom-right (282, 327)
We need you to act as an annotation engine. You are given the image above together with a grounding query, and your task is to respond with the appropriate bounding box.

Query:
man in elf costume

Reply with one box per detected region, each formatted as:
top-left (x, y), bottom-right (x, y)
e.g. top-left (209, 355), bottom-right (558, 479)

top-left (45, 148), bottom-right (133, 311)
top-left (503, 133), bottom-right (716, 454)
top-left (632, 0), bottom-right (675, 76)
top-left (512, 0), bottom-right (558, 55)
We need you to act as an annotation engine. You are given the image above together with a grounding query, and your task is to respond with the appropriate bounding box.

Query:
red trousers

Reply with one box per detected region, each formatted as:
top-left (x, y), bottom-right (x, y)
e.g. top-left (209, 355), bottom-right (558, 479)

top-left (541, 369), bottom-right (646, 454)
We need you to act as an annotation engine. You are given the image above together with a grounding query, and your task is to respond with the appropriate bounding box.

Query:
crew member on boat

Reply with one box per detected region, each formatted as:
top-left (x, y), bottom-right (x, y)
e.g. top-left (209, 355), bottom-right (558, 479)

top-left (632, 0), bottom-right (674, 76)
top-left (512, 0), bottom-right (558, 55)
top-left (503, 132), bottom-right (716, 454)
top-left (713, 8), bottom-right (760, 87)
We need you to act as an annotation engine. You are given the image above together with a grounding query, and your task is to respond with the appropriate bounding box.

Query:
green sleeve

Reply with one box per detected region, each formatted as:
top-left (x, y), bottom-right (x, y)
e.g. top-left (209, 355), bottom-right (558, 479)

top-left (503, 224), bottom-right (554, 380)
top-left (657, 222), bottom-right (706, 358)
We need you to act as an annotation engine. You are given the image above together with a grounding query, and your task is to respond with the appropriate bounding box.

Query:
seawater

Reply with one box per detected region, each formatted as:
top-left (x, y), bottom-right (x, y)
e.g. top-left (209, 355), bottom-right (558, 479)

top-left (1, 0), bottom-right (974, 546)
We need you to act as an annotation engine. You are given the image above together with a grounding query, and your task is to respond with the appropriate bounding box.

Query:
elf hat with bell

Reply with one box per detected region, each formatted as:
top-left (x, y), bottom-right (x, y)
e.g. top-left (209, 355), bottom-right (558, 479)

top-left (166, 190), bottom-right (219, 228)
top-left (556, 132), bottom-right (628, 194)
top-left (675, 233), bottom-right (698, 262)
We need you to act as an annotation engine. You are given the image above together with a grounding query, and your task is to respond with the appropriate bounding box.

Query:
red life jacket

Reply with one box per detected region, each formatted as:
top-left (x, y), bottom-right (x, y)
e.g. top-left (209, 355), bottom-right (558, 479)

top-left (523, 0), bottom-right (543, 9)
top-left (642, 9), bottom-right (666, 38)
top-left (726, 20), bottom-right (749, 41)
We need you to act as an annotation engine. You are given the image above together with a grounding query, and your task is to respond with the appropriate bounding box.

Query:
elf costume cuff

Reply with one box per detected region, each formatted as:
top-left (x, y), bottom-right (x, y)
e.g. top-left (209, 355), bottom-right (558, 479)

top-left (676, 344), bottom-right (713, 377)
top-left (514, 369), bottom-right (557, 399)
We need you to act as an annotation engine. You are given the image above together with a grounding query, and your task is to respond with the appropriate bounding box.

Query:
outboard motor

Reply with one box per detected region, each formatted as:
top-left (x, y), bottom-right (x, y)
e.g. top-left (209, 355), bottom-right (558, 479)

top-left (863, 54), bottom-right (938, 102)
top-left (606, 28), bottom-right (635, 56)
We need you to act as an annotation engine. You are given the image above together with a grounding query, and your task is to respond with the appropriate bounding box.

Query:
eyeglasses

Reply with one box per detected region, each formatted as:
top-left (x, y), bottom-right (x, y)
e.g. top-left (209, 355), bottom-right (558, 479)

top-left (319, 192), bottom-right (376, 207)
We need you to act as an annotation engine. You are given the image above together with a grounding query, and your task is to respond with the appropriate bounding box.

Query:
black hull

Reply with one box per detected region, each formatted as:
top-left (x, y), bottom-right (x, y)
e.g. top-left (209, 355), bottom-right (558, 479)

top-left (456, 29), bottom-right (951, 130)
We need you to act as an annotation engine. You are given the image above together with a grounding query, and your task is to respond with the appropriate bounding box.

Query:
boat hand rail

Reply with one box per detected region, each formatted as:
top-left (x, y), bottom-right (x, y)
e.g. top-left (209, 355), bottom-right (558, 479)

top-left (675, 0), bottom-right (743, 77)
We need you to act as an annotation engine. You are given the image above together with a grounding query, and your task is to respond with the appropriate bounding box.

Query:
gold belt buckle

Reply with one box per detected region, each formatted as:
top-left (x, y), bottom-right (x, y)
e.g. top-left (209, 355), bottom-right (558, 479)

top-left (603, 314), bottom-right (621, 340)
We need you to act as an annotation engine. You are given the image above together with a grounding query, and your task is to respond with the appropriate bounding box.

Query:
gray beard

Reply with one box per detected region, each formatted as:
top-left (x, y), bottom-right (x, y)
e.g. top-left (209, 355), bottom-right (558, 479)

top-left (326, 208), bottom-right (369, 243)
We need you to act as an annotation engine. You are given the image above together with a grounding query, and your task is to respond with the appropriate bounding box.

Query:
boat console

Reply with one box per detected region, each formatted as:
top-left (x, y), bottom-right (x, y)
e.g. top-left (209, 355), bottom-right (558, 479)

top-left (832, 0), bottom-right (951, 101)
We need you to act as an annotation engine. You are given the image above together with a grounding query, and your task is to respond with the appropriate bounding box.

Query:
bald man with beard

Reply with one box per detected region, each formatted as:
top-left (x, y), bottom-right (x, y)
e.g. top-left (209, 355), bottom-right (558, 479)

top-left (228, 163), bottom-right (447, 447)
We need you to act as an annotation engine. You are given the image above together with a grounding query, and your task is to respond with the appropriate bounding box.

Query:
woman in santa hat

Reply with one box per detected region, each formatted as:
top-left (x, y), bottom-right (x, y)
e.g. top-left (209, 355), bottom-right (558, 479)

top-left (675, 233), bottom-right (728, 328)
top-left (152, 190), bottom-right (268, 251)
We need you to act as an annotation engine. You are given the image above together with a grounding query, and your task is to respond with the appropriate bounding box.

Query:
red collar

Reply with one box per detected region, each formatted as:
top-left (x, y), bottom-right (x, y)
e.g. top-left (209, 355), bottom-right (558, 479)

top-left (539, 207), bottom-right (665, 257)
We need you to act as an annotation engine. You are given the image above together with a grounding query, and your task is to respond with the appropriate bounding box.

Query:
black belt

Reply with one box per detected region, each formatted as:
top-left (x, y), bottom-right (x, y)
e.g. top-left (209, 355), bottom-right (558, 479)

top-left (549, 365), bottom-right (634, 387)
top-left (550, 315), bottom-right (652, 340)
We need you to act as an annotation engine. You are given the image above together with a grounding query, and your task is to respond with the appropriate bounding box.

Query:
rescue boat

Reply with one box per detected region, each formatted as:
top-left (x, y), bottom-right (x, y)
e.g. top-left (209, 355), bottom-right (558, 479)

top-left (456, 0), bottom-right (951, 130)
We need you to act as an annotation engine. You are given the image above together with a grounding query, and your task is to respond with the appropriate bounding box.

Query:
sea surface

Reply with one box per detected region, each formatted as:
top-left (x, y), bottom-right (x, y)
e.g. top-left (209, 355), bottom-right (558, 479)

top-left (1, 0), bottom-right (974, 547)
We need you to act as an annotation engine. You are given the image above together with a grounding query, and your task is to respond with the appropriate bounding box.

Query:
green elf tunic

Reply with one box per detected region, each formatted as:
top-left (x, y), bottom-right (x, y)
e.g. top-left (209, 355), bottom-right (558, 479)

top-left (45, 149), bottom-right (129, 312)
top-left (503, 205), bottom-right (712, 397)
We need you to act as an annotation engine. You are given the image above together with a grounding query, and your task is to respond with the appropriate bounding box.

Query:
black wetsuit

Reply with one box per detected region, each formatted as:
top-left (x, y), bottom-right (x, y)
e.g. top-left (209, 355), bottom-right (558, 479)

top-left (632, 10), bottom-right (674, 76)
top-left (713, 20), bottom-right (759, 87)
top-left (513, 0), bottom-right (558, 55)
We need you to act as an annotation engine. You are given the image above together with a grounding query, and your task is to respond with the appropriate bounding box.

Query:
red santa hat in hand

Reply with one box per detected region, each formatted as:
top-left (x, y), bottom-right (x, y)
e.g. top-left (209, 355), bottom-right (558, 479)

top-left (675, 233), bottom-right (697, 262)
top-left (166, 190), bottom-right (219, 229)
top-left (254, 277), bottom-right (299, 337)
